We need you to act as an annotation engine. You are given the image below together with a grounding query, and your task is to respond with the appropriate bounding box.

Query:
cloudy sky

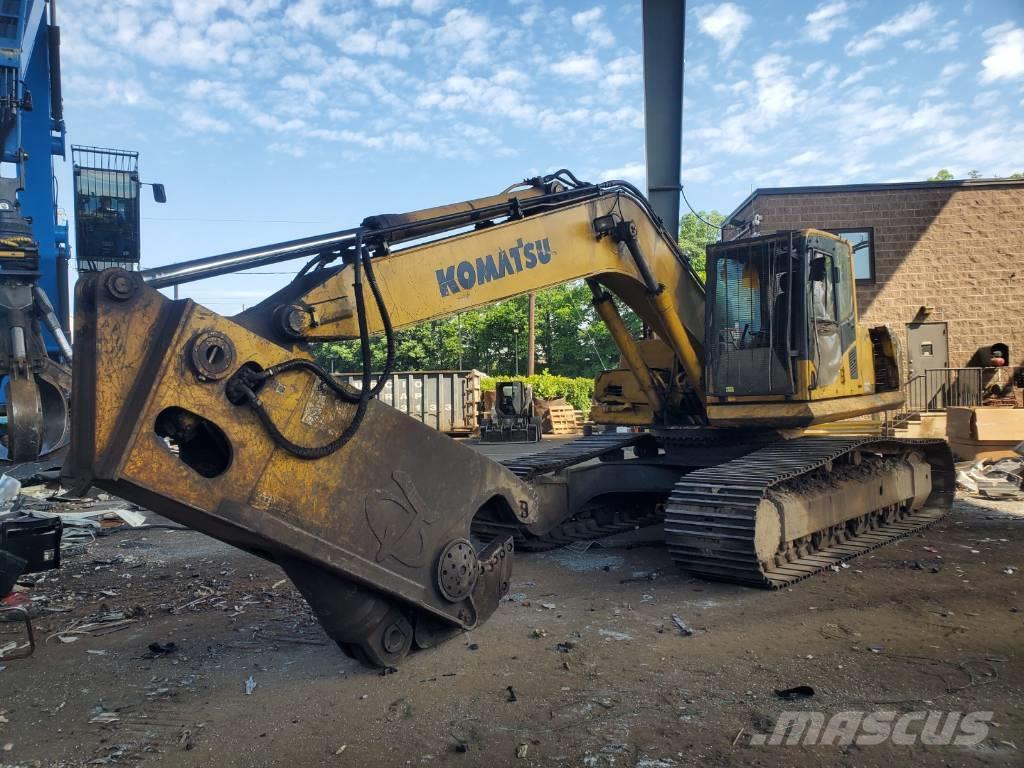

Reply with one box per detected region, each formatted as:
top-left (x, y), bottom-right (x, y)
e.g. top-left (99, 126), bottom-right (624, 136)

top-left (59, 0), bottom-right (1024, 313)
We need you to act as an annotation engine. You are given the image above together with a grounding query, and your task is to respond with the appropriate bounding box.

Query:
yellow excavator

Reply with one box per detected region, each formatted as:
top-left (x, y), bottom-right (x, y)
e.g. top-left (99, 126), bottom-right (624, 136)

top-left (64, 172), bottom-right (953, 666)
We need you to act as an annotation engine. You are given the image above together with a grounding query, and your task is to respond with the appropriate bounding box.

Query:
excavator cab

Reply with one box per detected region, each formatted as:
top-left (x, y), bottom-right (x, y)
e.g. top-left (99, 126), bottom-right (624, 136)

top-left (704, 229), bottom-right (903, 427)
top-left (705, 232), bottom-right (802, 398)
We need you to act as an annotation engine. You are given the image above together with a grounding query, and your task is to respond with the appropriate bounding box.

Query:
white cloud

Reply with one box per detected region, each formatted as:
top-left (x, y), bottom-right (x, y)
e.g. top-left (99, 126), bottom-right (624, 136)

top-left (606, 55), bottom-right (642, 89)
top-left (343, 29), bottom-right (410, 58)
top-left (981, 23), bottom-right (1024, 83)
top-left (683, 163), bottom-right (716, 183)
top-left (846, 36), bottom-right (885, 56)
top-left (598, 162), bottom-right (645, 184)
top-left (940, 62), bottom-right (965, 80)
top-left (973, 91), bottom-right (1000, 109)
top-left (788, 149), bottom-right (822, 166)
top-left (435, 8), bottom-right (494, 65)
top-left (416, 72), bottom-right (529, 118)
top-left (840, 63), bottom-right (885, 88)
top-left (689, 63), bottom-right (710, 81)
top-left (880, 3), bottom-right (937, 36)
top-left (804, 61), bottom-right (825, 77)
top-left (286, 0), bottom-right (322, 29)
top-left (328, 107), bottom-right (359, 121)
top-left (268, 142), bottom-right (307, 158)
top-left (519, 6), bottom-right (541, 27)
top-left (845, 2), bottom-right (938, 57)
top-left (171, 0), bottom-right (230, 23)
top-left (181, 107), bottom-right (231, 134)
top-left (493, 68), bottom-right (528, 86)
top-left (690, 114), bottom-right (757, 154)
top-left (805, 2), bottom-right (848, 43)
top-left (305, 127), bottom-right (385, 149)
top-left (571, 7), bottom-right (615, 48)
top-left (753, 54), bottom-right (802, 121)
top-left (411, 0), bottom-right (444, 13)
top-left (696, 3), bottom-right (752, 59)
top-left (534, 104), bottom-right (642, 135)
top-left (390, 131), bottom-right (429, 150)
top-left (64, 73), bottom-right (152, 107)
top-left (931, 31), bottom-right (958, 52)
top-left (551, 53), bottom-right (602, 80)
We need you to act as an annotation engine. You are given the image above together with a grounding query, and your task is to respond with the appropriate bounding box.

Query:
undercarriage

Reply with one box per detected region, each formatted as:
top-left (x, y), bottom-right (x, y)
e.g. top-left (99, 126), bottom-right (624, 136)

top-left (474, 432), bottom-right (955, 587)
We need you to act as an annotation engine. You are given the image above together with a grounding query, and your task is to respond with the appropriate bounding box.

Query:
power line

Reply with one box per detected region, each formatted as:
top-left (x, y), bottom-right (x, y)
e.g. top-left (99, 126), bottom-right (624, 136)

top-left (680, 186), bottom-right (731, 232)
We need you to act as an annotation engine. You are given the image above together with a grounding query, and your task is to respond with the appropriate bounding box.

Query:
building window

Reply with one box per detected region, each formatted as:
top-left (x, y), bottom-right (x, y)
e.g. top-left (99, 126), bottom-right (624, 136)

top-left (829, 229), bottom-right (874, 283)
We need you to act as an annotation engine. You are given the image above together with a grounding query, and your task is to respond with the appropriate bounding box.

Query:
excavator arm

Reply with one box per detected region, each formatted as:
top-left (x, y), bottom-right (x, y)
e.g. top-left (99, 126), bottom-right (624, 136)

top-left (232, 176), bottom-right (706, 409)
top-left (64, 173), bottom-right (707, 666)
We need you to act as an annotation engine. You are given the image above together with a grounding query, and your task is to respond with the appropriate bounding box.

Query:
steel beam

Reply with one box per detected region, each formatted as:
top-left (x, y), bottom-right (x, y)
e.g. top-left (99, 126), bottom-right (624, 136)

top-left (642, 0), bottom-right (685, 238)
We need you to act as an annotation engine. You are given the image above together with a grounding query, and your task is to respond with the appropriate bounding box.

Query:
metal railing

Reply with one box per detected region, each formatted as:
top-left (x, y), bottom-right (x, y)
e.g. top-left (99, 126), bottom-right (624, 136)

top-left (905, 367), bottom-right (984, 412)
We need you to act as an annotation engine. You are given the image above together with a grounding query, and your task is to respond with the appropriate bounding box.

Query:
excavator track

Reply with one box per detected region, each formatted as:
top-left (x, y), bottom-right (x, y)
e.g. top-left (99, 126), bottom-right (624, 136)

top-left (663, 437), bottom-right (955, 588)
top-left (498, 432), bottom-right (648, 480)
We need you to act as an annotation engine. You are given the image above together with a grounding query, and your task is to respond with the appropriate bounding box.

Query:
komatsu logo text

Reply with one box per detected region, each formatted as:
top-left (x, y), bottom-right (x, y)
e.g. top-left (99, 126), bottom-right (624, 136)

top-left (435, 237), bottom-right (552, 297)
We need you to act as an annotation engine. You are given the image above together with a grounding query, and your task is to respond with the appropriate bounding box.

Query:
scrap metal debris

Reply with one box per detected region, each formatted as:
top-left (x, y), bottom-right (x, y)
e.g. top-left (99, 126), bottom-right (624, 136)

top-left (956, 457), bottom-right (1024, 499)
top-left (670, 614), bottom-right (694, 637)
top-left (48, 610), bottom-right (140, 643)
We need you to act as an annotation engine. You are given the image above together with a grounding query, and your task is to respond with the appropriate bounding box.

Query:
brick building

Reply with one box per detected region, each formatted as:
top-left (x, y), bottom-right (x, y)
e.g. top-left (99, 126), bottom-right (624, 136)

top-left (724, 179), bottom-right (1024, 396)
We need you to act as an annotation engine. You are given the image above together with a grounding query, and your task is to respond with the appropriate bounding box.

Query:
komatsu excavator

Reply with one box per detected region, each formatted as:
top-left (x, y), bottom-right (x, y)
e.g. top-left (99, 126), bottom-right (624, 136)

top-left (65, 171), bottom-right (953, 667)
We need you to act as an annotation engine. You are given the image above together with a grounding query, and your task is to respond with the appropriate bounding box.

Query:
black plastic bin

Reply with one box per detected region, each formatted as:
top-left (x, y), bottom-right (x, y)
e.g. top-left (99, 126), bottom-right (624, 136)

top-left (0, 514), bottom-right (62, 575)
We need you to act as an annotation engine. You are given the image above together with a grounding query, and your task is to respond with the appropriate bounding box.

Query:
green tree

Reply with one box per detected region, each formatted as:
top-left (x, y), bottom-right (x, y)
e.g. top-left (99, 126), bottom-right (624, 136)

top-left (314, 282), bottom-right (637, 379)
top-left (967, 170), bottom-right (982, 179)
top-left (677, 210), bottom-right (724, 282)
top-left (1010, 172), bottom-right (1023, 179)
top-left (928, 169), bottom-right (954, 181)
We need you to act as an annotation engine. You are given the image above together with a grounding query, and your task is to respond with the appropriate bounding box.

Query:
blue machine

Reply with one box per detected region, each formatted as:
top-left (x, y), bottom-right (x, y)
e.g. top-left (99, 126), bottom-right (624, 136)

top-left (0, 0), bottom-right (68, 333)
top-left (0, 0), bottom-right (73, 462)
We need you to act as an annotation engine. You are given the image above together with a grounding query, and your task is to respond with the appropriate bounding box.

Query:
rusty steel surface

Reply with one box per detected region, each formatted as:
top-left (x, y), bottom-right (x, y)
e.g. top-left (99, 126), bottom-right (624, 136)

top-left (65, 271), bottom-right (534, 667)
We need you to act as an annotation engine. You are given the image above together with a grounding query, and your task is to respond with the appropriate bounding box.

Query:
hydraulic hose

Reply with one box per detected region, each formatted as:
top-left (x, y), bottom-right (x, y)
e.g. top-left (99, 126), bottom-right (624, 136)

top-left (231, 234), bottom-right (396, 459)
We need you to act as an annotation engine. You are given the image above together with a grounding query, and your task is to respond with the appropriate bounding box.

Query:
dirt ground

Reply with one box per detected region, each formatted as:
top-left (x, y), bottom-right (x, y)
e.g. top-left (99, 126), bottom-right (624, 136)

top-left (0, 472), bottom-right (1021, 767)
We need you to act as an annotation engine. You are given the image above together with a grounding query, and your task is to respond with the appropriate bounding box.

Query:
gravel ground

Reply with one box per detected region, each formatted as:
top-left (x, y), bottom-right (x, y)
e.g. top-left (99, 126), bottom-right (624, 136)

top-left (0, 491), bottom-right (1021, 768)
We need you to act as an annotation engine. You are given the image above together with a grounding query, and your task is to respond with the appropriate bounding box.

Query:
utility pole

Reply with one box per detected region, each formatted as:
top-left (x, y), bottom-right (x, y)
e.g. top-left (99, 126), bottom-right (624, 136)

top-left (527, 292), bottom-right (536, 376)
top-left (513, 327), bottom-right (519, 376)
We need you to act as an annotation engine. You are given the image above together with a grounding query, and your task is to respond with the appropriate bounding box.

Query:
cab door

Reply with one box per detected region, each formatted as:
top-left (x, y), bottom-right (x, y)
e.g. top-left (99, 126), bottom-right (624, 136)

top-left (807, 237), bottom-right (857, 393)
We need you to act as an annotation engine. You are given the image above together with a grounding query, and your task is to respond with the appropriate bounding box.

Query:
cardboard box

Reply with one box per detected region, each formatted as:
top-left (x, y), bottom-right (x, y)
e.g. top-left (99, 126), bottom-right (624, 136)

top-left (946, 407), bottom-right (1024, 460)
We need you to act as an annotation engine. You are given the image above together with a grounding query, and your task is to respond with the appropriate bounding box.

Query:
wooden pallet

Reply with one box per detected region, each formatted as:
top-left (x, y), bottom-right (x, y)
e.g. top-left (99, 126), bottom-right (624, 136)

top-left (547, 404), bottom-right (581, 435)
